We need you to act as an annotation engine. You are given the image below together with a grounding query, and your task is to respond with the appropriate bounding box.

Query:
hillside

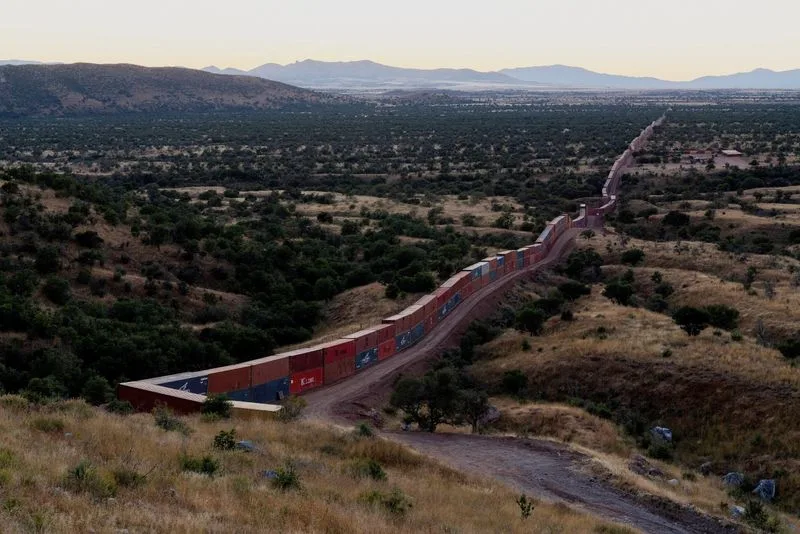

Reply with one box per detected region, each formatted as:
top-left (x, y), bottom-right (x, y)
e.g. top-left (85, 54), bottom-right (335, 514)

top-left (0, 395), bottom-right (631, 533)
top-left (0, 63), bottom-right (338, 116)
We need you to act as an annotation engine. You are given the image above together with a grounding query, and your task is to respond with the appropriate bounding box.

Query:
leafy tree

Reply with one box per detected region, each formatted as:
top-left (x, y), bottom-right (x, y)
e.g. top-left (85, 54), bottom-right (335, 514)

top-left (673, 306), bottom-right (710, 336)
top-left (603, 280), bottom-right (634, 305)
top-left (42, 276), bottom-right (71, 305)
top-left (81, 375), bottom-right (113, 405)
top-left (202, 394), bottom-right (232, 419)
top-left (557, 281), bottom-right (591, 301)
top-left (620, 248), bottom-right (645, 266)
top-left (502, 369), bottom-right (528, 396)
top-left (35, 246), bottom-right (61, 274)
top-left (662, 211), bottom-right (690, 227)
top-left (460, 389), bottom-right (489, 433)
top-left (516, 307), bottom-right (547, 335)
top-left (703, 304), bottom-right (739, 330)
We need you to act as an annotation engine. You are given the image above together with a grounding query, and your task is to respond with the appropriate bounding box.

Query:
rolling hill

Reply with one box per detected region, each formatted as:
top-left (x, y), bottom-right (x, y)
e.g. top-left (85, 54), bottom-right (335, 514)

top-left (0, 63), bottom-right (338, 116)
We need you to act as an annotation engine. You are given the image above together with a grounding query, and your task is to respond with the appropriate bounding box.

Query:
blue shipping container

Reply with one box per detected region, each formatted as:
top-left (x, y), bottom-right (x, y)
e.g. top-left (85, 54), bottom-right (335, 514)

top-left (497, 256), bottom-right (505, 266)
top-left (517, 251), bottom-right (525, 269)
top-left (355, 347), bottom-right (379, 371)
top-left (253, 377), bottom-right (290, 404)
top-left (490, 271), bottom-right (498, 282)
top-left (161, 375), bottom-right (208, 395)
top-left (438, 293), bottom-right (462, 321)
top-left (396, 322), bottom-right (425, 352)
top-left (226, 388), bottom-right (253, 402)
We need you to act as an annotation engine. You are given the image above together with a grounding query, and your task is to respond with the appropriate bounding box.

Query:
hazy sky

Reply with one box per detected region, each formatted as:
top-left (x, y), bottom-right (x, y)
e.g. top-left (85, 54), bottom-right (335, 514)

top-left (3, 0), bottom-right (799, 79)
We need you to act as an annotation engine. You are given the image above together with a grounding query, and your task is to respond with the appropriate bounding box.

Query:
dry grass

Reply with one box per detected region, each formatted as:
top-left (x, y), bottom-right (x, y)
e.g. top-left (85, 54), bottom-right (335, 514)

top-left (0, 397), bottom-right (632, 533)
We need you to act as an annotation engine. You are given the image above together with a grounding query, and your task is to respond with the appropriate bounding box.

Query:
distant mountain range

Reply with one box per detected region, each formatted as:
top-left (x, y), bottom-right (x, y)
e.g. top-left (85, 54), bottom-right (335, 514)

top-left (202, 60), bottom-right (800, 90)
top-left (3, 59), bottom-right (800, 95)
top-left (0, 63), bottom-right (339, 117)
top-left (204, 59), bottom-right (520, 89)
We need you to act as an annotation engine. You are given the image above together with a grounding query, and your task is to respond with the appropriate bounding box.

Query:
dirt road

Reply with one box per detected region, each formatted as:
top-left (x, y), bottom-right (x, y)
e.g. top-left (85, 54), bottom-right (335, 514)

top-left (390, 433), bottom-right (734, 534)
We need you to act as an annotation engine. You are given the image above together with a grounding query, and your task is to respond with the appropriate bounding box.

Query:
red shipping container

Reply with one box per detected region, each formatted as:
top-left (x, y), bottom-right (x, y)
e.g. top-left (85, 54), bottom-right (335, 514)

top-left (290, 367), bottom-right (324, 394)
top-left (374, 323), bottom-right (395, 343)
top-left (384, 313), bottom-right (410, 333)
top-left (434, 286), bottom-right (450, 307)
top-left (251, 355), bottom-right (291, 387)
top-left (415, 295), bottom-right (436, 317)
top-left (345, 328), bottom-right (380, 353)
top-left (287, 347), bottom-right (324, 373)
top-left (482, 257), bottom-right (499, 270)
top-left (118, 383), bottom-right (203, 414)
top-left (324, 357), bottom-right (355, 384)
top-left (424, 314), bottom-right (435, 332)
top-left (378, 339), bottom-right (395, 360)
top-left (207, 364), bottom-right (251, 394)
top-left (470, 278), bottom-right (482, 294)
top-left (320, 339), bottom-right (356, 364)
top-left (481, 272), bottom-right (491, 286)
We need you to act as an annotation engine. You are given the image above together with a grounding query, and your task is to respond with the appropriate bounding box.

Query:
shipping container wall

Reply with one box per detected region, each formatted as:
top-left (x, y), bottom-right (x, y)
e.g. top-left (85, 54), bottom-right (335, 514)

top-left (288, 348), bottom-right (325, 373)
top-left (252, 377), bottom-right (290, 404)
top-left (324, 357), bottom-right (355, 384)
top-left (118, 385), bottom-right (201, 414)
top-left (438, 292), bottom-right (461, 321)
top-left (160, 375), bottom-right (209, 395)
top-left (208, 365), bottom-right (251, 394)
top-left (378, 339), bottom-right (396, 361)
top-left (251, 356), bottom-right (291, 387)
top-left (321, 339), bottom-right (356, 365)
top-left (395, 322), bottom-right (425, 353)
top-left (226, 388), bottom-right (253, 402)
top-left (355, 347), bottom-right (379, 370)
top-left (345, 328), bottom-right (380, 352)
top-left (290, 367), bottom-right (324, 394)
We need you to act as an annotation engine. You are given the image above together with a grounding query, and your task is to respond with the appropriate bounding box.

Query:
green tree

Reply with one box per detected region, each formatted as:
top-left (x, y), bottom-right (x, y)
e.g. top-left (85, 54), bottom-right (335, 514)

top-left (516, 307), bottom-right (547, 335)
top-left (81, 375), bottom-right (113, 405)
top-left (42, 276), bottom-right (71, 305)
top-left (673, 306), bottom-right (710, 336)
top-left (460, 389), bottom-right (489, 433)
top-left (620, 248), bottom-right (645, 266)
top-left (603, 281), bottom-right (634, 305)
top-left (35, 246), bottom-right (61, 274)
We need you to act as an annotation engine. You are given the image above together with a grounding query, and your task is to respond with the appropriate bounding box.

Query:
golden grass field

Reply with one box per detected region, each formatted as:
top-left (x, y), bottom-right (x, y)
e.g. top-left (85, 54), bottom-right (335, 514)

top-left (0, 396), bottom-right (634, 534)
top-left (469, 233), bottom-right (800, 521)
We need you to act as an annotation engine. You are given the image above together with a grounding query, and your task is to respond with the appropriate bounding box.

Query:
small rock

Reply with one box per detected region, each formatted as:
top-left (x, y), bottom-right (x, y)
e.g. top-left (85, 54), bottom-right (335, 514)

top-left (722, 472), bottom-right (745, 487)
top-left (106, 498), bottom-right (116, 505)
top-left (753, 479), bottom-right (777, 502)
top-left (699, 462), bottom-right (713, 476)
top-left (261, 470), bottom-right (278, 480)
top-left (650, 426), bottom-right (673, 443)
top-left (401, 422), bottom-right (410, 431)
top-left (64, 432), bottom-right (73, 438)
top-left (236, 440), bottom-right (256, 452)
top-left (667, 479), bottom-right (679, 487)
top-left (730, 505), bottom-right (746, 519)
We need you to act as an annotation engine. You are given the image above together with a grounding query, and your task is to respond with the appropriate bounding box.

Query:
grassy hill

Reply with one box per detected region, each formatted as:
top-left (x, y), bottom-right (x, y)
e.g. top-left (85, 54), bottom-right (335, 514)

top-left (0, 63), bottom-right (339, 116)
top-left (0, 395), bottom-right (628, 533)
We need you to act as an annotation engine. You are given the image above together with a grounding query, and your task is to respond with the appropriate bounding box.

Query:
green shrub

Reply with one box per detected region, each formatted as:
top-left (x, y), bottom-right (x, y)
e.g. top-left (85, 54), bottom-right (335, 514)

top-left (111, 467), bottom-right (146, 489)
top-left (361, 487), bottom-right (413, 517)
top-left (213, 429), bottom-right (237, 451)
top-left (277, 396), bottom-right (307, 423)
top-left (63, 461), bottom-right (116, 499)
top-left (620, 248), bottom-right (645, 266)
top-left (502, 370), bottom-right (528, 396)
top-left (179, 454), bottom-right (219, 476)
top-left (81, 375), bottom-right (113, 405)
top-left (703, 304), bottom-right (740, 330)
top-left (42, 276), bottom-right (71, 305)
top-left (153, 407), bottom-right (191, 435)
top-left (743, 500), bottom-right (782, 532)
top-left (272, 462), bottom-right (301, 491)
top-left (106, 399), bottom-right (134, 415)
top-left (731, 330), bottom-right (743, 342)
top-left (350, 458), bottom-right (387, 481)
top-left (30, 416), bottom-right (65, 434)
top-left (516, 493), bottom-right (535, 520)
top-left (201, 394), bottom-right (232, 419)
top-left (356, 422), bottom-right (375, 438)
top-left (647, 443), bottom-right (673, 460)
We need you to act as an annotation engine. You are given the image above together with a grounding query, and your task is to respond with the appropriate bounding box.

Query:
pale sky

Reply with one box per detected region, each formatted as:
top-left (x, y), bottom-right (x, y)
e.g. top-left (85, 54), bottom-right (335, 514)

top-left (3, 0), bottom-right (799, 80)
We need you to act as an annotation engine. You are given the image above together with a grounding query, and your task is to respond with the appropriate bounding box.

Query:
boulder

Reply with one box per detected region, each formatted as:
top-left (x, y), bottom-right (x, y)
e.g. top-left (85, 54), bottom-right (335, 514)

top-left (261, 470), bottom-right (278, 480)
top-left (667, 479), bottom-right (680, 487)
top-left (753, 479), bottom-right (776, 502)
top-left (650, 426), bottom-right (673, 443)
top-left (729, 505), bottom-right (746, 519)
top-left (699, 462), bottom-right (713, 476)
top-left (629, 454), bottom-right (665, 478)
top-left (722, 472), bottom-right (745, 487)
top-left (235, 440), bottom-right (256, 452)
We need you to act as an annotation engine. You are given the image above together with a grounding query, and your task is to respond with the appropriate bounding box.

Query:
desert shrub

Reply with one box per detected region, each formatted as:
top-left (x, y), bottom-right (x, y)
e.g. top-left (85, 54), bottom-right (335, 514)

top-left (356, 422), bottom-right (375, 438)
top-left (603, 280), bottom-right (634, 306)
top-left (30, 416), bottom-right (64, 434)
top-left (647, 442), bottom-right (673, 460)
top-left (81, 375), bottom-right (113, 405)
top-left (361, 488), bottom-right (413, 517)
top-left (663, 211), bottom-right (690, 227)
top-left (654, 282), bottom-right (674, 298)
top-left (703, 304), bottom-right (740, 330)
top-left (105, 399), bottom-right (134, 415)
top-left (743, 500), bottom-right (782, 532)
top-left (153, 406), bottom-right (191, 435)
top-left (502, 369), bottom-right (528, 396)
top-left (557, 280), bottom-right (591, 301)
top-left (201, 394), bottom-right (232, 419)
top-left (731, 329), bottom-right (743, 342)
top-left (179, 454), bottom-right (219, 476)
top-left (777, 338), bottom-right (800, 359)
top-left (350, 458), bottom-right (387, 481)
top-left (620, 248), bottom-right (645, 266)
top-left (516, 493), bottom-right (535, 520)
top-left (673, 306), bottom-right (711, 336)
top-left (63, 461), bottom-right (116, 499)
top-left (272, 461), bottom-right (301, 491)
top-left (277, 396), bottom-right (307, 422)
top-left (111, 467), bottom-right (146, 489)
top-left (213, 429), bottom-right (237, 451)
top-left (42, 276), bottom-right (71, 305)
top-left (515, 307), bottom-right (547, 335)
